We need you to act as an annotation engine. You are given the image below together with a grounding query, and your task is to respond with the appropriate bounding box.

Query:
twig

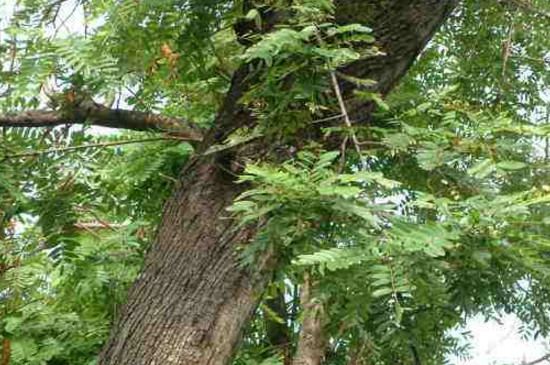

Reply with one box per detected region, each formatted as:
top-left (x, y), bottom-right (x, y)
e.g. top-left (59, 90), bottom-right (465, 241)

top-left (83, 2), bottom-right (89, 38)
top-left (74, 223), bottom-right (102, 238)
top-left (524, 353), bottom-right (550, 365)
top-left (42, 0), bottom-right (66, 25)
top-left (329, 69), bottom-right (366, 168)
top-left (0, 33), bottom-right (18, 98)
top-left (310, 113), bottom-right (344, 124)
top-left (510, 55), bottom-right (550, 64)
top-left (2, 338), bottom-right (10, 365)
top-left (51, 1), bottom-right (80, 39)
top-left (159, 173), bottom-right (178, 183)
top-left (75, 206), bottom-right (118, 231)
top-left (338, 135), bottom-right (348, 173)
top-left (73, 222), bottom-right (128, 230)
top-left (501, 13), bottom-right (516, 83)
top-left (2, 136), bottom-right (187, 160)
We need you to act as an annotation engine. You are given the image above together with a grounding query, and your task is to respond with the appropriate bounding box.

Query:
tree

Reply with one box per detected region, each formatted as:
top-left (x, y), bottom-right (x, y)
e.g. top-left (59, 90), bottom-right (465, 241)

top-left (2, 0), bottom-right (550, 364)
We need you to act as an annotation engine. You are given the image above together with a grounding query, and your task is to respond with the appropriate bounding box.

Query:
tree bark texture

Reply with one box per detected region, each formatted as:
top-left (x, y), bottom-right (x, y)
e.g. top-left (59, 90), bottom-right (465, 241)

top-left (0, 104), bottom-right (202, 141)
top-left (293, 273), bottom-right (326, 365)
top-left (99, 155), bottom-right (276, 364)
top-left (99, 1), bottom-right (458, 364)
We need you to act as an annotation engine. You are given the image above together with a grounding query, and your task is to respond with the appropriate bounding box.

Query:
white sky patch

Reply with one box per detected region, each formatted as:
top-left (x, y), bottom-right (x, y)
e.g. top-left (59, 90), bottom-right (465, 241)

top-left (449, 314), bottom-right (549, 365)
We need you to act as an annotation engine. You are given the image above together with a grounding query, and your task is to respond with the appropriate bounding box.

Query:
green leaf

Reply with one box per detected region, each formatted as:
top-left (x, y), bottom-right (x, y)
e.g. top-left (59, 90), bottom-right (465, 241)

top-left (355, 91), bottom-right (390, 111)
top-left (496, 161), bottom-right (527, 170)
top-left (328, 24), bottom-right (373, 35)
top-left (317, 185), bottom-right (362, 198)
top-left (333, 201), bottom-right (380, 228)
top-left (227, 200), bottom-right (257, 213)
top-left (3, 316), bottom-right (24, 334)
top-left (395, 300), bottom-right (404, 323)
top-left (372, 287), bottom-right (393, 298)
top-left (468, 159), bottom-right (495, 178)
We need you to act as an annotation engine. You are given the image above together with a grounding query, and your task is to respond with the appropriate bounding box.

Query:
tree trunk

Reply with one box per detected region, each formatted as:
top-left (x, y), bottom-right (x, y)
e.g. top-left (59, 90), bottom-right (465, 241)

top-left (99, 1), bottom-right (458, 364)
top-left (99, 156), bottom-right (276, 364)
top-left (293, 273), bottom-right (326, 365)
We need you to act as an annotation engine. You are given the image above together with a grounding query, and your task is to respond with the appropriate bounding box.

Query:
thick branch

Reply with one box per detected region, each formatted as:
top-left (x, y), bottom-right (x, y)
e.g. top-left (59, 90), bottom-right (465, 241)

top-left (0, 104), bottom-right (203, 142)
top-left (335, 0), bottom-right (459, 120)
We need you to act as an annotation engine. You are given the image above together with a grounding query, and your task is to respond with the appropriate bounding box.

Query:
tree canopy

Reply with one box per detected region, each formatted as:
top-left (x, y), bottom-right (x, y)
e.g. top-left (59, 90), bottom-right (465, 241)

top-left (2, 0), bottom-right (550, 364)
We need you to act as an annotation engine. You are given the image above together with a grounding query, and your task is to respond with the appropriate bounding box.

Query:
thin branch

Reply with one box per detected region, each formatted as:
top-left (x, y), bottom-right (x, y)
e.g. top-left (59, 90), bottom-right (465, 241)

top-left (42, 0), bottom-right (66, 25)
top-left (0, 103), bottom-right (203, 142)
top-left (51, 1), bottom-right (80, 39)
top-left (2, 338), bottom-right (10, 365)
top-left (524, 353), bottom-right (550, 365)
top-left (501, 13), bottom-right (516, 83)
top-left (510, 55), bottom-right (550, 64)
top-left (314, 27), bottom-right (367, 170)
top-left (73, 222), bottom-right (128, 230)
top-left (74, 223), bottom-right (102, 238)
top-left (75, 206), bottom-right (119, 231)
top-left (338, 135), bottom-right (348, 173)
top-left (83, 1), bottom-right (89, 37)
top-left (0, 33), bottom-right (18, 98)
top-left (2, 136), bottom-right (188, 160)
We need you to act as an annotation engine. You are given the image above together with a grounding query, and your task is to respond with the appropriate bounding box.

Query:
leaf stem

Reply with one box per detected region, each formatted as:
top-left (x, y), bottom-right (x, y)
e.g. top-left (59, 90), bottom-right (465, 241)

top-left (314, 26), bottom-right (367, 170)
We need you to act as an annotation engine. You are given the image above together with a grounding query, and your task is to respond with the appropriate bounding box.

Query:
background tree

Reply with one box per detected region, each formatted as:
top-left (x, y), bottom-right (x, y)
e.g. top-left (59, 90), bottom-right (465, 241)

top-left (2, 0), bottom-right (550, 364)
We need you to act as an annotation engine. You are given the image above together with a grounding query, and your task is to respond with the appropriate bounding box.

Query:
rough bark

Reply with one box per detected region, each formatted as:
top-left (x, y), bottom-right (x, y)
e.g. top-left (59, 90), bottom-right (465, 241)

top-left (98, 1), bottom-right (458, 364)
top-left (99, 58), bottom-right (264, 365)
top-left (99, 155), bottom-right (276, 364)
top-left (336, 0), bottom-right (459, 121)
top-left (293, 273), bottom-right (326, 365)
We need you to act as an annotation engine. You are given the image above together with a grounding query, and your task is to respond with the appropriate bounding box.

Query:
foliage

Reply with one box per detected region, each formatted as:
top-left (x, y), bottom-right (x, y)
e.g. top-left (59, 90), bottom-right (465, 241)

top-left (239, 0), bottom-right (378, 136)
top-left (230, 91), bottom-right (550, 363)
top-left (0, 127), bottom-right (192, 364)
top-left (2, 0), bottom-right (550, 364)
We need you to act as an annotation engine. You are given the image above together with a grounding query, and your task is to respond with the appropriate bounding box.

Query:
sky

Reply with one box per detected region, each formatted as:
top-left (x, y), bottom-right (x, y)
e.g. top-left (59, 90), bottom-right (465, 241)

top-left (451, 314), bottom-right (549, 365)
top-left (1, 1), bottom-right (550, 363)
